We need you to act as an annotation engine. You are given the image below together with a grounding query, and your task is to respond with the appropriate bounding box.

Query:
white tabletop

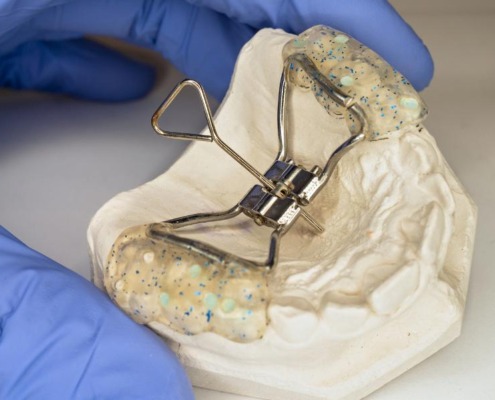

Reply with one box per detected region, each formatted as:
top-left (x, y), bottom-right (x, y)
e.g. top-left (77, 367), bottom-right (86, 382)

top-left (1, 10), bottom-right (493, 400)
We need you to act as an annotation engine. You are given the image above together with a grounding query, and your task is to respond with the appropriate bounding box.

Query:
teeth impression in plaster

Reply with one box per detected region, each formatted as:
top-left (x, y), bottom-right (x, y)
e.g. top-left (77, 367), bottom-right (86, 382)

top-left (89, 26), bottom-right (476, 400)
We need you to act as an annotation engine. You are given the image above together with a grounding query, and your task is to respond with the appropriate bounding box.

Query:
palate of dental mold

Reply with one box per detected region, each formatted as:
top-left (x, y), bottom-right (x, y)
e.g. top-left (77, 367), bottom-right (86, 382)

top-left (89, 27), bottom-right (476, 400)
top-left (283, 25), bottom-right (428, 139)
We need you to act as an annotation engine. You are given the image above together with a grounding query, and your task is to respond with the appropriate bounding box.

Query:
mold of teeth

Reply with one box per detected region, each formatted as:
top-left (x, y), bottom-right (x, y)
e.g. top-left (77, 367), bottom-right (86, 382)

top-left (88, 26), bottom-right (477, 400)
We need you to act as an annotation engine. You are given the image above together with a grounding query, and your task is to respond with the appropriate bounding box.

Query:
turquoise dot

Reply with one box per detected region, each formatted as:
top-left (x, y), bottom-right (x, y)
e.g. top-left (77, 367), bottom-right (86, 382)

top-left (400, 97), bottom-right (419, 110)
top-left (189, 264), bottom-right (201, 278)
top-left (293, 39), bottom-right (307, 48)
top-left (221, 298), bottom-right (236, 313)
top-left (340, 75), bottom-right (354, 87)
top-left (204, 293), bottom-right (217, 309)
top-left (159, 292), bottom-right (170, 307)
top-left (334, 34), bottom-right (349, 44)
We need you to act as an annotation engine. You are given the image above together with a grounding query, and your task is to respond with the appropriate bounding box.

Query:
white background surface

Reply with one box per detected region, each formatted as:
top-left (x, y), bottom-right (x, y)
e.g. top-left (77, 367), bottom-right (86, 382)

top-left (1, 3), bottom-right (494, 399)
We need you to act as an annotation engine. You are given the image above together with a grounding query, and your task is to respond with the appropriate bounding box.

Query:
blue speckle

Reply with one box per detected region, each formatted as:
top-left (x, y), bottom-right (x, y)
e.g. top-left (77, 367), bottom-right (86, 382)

top-left (194, 291), bottom-right (202, 296)
top-left (206, 309), bottom-right (212, 322)
top-left (245, 294), bottom-right (253, 301)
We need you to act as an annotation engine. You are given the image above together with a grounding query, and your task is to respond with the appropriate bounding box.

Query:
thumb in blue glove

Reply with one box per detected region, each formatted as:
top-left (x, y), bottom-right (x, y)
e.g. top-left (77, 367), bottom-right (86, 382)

top-left (0, 0), bottom-right (433, 101)
top-left (0, 226), bottom-right (194, 400)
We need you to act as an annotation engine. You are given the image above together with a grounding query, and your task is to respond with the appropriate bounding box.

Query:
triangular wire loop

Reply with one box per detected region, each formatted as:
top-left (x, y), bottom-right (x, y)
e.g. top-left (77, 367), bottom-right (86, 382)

top-left (151, 79), bottom-right (283, 196)
top-left (151, 79), bottom-right (216, 142)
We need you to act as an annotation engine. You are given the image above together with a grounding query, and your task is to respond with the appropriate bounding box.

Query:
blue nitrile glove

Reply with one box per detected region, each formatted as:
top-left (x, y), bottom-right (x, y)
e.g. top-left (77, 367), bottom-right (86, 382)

top-left (0, 0), bottom-right (434, 101)
top-left (0, 227), bottom-right (194, 400)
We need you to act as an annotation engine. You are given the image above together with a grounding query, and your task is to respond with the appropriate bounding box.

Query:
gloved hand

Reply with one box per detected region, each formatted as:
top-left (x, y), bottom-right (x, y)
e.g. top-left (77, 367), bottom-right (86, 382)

top-left (0, 0), bottom-right (434, 101)
top-left (0, 226), bottom-right (194, 399)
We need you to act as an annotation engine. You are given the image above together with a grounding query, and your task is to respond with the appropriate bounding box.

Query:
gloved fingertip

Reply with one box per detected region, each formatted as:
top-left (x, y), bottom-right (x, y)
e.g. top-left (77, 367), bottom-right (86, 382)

top-left (407, 43), bottom-right (434, 91)
top-left (154, 0), bottom-right (255, 102)
top-left (0, 39), bottom-right (156, 101)
top-left (344, 1), bottom-right (435, 92)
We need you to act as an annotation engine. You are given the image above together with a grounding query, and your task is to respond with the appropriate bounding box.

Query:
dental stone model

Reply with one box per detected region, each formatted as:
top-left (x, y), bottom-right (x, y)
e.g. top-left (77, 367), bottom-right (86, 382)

top-left (88, 26), bottom-right (477, 400)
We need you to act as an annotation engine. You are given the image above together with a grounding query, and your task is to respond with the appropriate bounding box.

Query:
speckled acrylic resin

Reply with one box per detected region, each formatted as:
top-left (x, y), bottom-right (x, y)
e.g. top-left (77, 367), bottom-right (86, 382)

top-left (105, 224), bottom-right (268, 342)
top-left (283, 25), bottom-right (427, 139)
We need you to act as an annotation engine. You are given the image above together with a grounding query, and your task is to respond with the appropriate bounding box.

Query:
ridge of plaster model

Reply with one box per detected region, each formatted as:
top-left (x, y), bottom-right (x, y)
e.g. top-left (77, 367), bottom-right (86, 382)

top-left (88, 26), bottom-right (477, 400)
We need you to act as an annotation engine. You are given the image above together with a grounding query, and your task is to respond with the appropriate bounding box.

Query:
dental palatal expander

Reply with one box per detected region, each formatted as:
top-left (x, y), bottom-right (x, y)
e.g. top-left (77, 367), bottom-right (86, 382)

top-left (104, 26), bottom-right (428, 341)
top-left (149, 25), bottom-right (427, 270)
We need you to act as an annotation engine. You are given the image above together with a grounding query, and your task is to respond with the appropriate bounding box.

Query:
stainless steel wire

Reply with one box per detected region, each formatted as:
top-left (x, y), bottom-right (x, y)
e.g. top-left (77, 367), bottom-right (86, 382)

top-left (150, 54), bottom-right (369, 268)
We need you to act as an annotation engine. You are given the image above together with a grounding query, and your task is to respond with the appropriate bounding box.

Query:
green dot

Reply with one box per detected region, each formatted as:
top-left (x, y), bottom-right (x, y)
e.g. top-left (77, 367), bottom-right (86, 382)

top-left (400, 97), bottom-right (419, 109)
top-left (293, 39), bottom-right (307, 48)
top-left (340, 75), bottom-right (354, 87)
top-left (334, 34), bottom-right (349, 44)
top-left (160, 292), bottom-right (170, 307)
top-left (204, 293), bottom-right (217, 309)
top-left (189, 264), bottom-right (201, 278)
top-left (221, 298), bottom-right (236, 313)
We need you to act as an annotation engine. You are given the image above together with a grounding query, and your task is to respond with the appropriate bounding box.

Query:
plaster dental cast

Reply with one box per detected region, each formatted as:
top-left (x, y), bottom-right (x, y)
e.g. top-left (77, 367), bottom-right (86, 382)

top-left (89, 26), bottom-right (475, 400)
